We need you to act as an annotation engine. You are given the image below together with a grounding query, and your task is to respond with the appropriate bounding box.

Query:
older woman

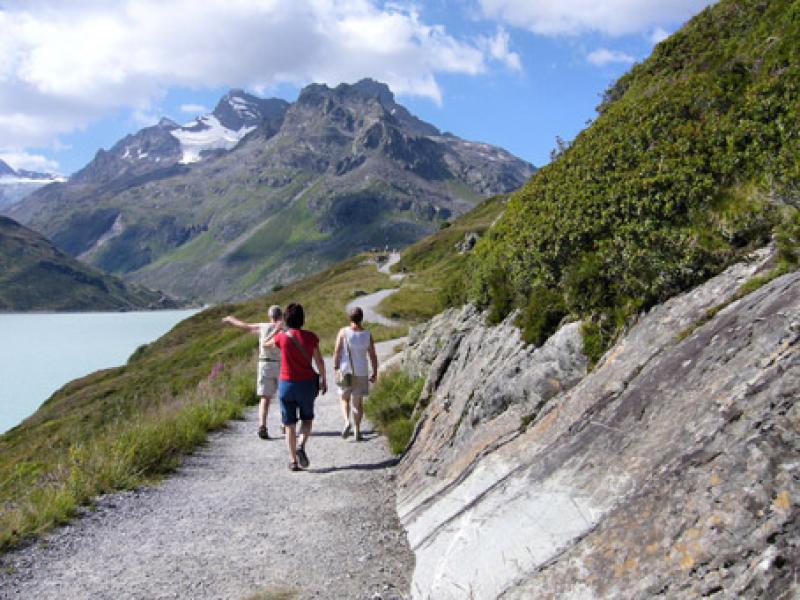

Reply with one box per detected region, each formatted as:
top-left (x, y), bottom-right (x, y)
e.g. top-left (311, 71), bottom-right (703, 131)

top-left (333, 307), bottom-right (378, 441)
top-left (264, 303), bottom-right (327, 471)
top-left (222, 304), bottom-right (283, 439)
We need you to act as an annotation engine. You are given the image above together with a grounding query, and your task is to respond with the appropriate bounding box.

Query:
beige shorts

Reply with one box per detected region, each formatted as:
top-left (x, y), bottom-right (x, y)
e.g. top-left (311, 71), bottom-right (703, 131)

top-left (257, 360), bottom-right (279, 397)
top-left (338, 375), bottom-right (370, 397)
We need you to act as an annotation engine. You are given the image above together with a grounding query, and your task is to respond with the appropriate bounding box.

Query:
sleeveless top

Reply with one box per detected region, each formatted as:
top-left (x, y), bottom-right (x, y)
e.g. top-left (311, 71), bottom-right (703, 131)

top-left (338, 328), bottom-right (371, 377)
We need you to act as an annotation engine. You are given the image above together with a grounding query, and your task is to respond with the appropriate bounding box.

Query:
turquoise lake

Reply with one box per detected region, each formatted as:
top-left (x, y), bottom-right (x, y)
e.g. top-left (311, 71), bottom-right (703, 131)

top-left (0, 309), bottom-right (200, 434)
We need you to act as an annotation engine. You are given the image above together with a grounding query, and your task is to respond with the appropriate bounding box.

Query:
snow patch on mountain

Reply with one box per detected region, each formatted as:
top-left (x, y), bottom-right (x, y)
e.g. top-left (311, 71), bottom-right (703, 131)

top-left (0, 173), bottom-right (66, 211)
top-left (170, 115), bottom-right (255, 164)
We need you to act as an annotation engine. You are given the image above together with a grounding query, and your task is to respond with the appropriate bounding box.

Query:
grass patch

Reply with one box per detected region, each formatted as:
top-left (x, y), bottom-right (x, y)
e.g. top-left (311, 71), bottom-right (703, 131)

top-left (365, 368), bottom-right (424, 454)
top-left (0, 360), bottom-right (254, 550)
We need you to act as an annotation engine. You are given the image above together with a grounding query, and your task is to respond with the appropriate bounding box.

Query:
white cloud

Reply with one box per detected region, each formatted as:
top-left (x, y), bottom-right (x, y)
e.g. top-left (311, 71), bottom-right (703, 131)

top-left (180, 103), bottom-right (209, 114)
top-left (587, 48), bottom-right (636, 66)
top-left (650, 26), bottom-right (670, 44)
top-left (482, 28), bottom-right (522, 71)
top-left (478, 0), bottom-right (715, 36)
top-left (0, 151), bottom-right (61, 174)
top-left (0, 0), bottom-right (499, 150)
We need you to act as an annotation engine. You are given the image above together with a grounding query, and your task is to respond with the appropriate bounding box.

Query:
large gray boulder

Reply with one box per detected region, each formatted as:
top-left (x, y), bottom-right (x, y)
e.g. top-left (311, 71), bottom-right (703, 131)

top-left (396, 248), bottom-right (799, 598)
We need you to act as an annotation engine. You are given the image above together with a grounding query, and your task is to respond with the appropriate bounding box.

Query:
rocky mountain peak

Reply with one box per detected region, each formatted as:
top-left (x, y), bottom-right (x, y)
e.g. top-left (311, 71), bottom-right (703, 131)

top-left (295, 79), bottom-right (439, 137)
top-left (157, 117), bottom-right (179, 130)
top-left (0, 159), bottom-right (16, 177)
top-left (213, 89), bottom-right (289, 131)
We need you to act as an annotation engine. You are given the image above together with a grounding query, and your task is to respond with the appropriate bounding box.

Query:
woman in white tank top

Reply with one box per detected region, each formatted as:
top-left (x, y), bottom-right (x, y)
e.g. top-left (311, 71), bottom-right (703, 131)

top-left (333, 306), bottom-right (378, 441)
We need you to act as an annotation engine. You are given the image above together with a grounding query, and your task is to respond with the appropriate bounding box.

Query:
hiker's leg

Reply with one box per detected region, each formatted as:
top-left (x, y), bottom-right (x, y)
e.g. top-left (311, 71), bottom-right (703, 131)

top-left (352, 394), bottom-right (364, 435)
top-left (279, 380), bottom-right (298, 462)
top-left (297, 380), bottom-right (315, 448)
top-left (285, 423), bottom-right (298, 463)
top-left (258, 396), bottom-right (269, 428)
top-left (340, 389), bottom-right (352, 425)
top-left (298, 418), bottom-right (313, 448)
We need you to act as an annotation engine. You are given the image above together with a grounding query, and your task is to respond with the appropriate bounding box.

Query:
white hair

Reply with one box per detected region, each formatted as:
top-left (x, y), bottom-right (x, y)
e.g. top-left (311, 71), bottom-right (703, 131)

top-left (268, 305), bottom-right (282, 320)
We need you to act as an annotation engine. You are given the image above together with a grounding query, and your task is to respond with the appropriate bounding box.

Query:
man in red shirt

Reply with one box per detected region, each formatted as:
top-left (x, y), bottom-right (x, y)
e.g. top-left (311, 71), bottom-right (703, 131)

top-left (265, 303), bottom-right (327, 471)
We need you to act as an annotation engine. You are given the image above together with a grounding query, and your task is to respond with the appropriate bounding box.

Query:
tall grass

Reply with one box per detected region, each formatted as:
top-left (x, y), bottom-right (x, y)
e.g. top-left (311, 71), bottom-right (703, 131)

top-left (365, 369), bottom-right (424, 454)
top-left (0, 359), bottom-right (255, 550)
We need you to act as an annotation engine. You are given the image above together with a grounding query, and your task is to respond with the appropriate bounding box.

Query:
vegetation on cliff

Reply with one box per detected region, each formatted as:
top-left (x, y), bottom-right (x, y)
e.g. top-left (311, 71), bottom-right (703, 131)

top-left (466, 0), bottom-right (800, 355)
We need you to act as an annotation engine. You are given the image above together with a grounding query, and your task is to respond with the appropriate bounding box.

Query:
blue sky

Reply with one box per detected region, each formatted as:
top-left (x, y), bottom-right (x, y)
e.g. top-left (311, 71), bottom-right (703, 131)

top-left (0, 1), bottom-right (714, 175)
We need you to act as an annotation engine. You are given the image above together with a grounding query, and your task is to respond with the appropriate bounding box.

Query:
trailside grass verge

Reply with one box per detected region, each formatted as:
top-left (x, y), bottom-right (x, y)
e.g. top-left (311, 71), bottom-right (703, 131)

top-left (0, 360), bottom-right (255, 551)
top-left (365, 369), bottom-right (424, 455)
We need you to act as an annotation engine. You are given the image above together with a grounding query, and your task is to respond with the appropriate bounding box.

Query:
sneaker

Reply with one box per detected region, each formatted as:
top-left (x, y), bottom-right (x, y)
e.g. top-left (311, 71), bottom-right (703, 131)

top-left (289, 461), bottom-right (301, 472)
top-left (341, 423), bottom-right (352, 439)
top-left (258, 426), bottom-right (269, 440)
top-left (354, 431), bottom-right (363, 442)
top-left (296, 446), bottom-right (309, 468)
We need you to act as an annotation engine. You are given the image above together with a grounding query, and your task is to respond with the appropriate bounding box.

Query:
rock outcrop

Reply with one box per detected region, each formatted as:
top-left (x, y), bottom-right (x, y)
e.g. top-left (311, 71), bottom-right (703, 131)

top-left (395, 248), bottom-right (799, 599)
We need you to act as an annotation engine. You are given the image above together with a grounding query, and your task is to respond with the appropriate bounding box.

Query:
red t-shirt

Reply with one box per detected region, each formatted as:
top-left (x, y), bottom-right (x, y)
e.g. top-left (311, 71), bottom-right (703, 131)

top-left (274, 329), bottom-right (320, 381)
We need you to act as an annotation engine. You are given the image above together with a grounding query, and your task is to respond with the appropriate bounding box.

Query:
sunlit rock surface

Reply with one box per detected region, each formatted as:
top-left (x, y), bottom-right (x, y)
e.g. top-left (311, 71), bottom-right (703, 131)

top-left (397, 248), bottom-right (799, 599)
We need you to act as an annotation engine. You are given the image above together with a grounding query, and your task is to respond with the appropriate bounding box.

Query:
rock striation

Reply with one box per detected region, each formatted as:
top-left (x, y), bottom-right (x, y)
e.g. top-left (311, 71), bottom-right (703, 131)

top-left (395, 248), bottom-right (799, 599)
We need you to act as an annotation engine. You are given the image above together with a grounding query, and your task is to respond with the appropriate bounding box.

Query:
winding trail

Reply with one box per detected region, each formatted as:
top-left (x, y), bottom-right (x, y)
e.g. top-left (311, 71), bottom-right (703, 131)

top-left (347, 253), bottom-right (403, 327)
top-left (0, 341), bottom-right (413, 600)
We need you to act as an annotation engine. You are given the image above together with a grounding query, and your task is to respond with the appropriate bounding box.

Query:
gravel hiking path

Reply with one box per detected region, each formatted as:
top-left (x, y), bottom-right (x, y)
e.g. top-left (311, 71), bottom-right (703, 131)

top-left (347, 253), bottom-right (403, 327)
top-left (0, 340), bottom-right (413, 600)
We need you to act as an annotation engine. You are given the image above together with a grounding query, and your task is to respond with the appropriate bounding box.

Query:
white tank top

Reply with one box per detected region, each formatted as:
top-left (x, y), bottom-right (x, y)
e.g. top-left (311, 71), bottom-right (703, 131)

top-left (338, 328), bottom-right (371, 376)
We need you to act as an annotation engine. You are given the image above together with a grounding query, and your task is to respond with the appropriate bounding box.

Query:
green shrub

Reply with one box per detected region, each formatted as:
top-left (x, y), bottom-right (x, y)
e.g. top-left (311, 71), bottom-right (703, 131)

top-left (517, 285), bottom-right (567, 346)
top-left (365, 369), bottom-right (424, 454)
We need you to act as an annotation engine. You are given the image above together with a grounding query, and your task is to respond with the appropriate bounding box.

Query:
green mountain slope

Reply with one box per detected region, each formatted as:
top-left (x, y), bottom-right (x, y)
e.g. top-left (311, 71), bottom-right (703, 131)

top-left (0, 216), bottom-right (175, 311)
top-left (468, 0), bottom-right (800, 352)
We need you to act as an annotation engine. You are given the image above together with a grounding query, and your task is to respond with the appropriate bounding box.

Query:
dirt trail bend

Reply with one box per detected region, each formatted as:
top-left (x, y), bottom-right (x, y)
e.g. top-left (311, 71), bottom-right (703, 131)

top-left (0, 340), bottom-right (413, 600)
top-left (346, 253), bottom-right (404, 327)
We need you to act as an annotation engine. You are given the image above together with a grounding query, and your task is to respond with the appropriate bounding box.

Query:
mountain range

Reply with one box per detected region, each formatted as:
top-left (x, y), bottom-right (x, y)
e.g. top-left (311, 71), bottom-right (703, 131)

top-left (9, 79), bottom-right (534, 302)
top-left (0, 159), bottom-right (64, 212)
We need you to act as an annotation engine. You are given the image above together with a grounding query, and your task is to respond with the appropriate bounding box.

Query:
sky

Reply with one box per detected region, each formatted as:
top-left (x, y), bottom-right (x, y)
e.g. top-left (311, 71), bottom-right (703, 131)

top-left (0, 0), bottom-right (715, 176)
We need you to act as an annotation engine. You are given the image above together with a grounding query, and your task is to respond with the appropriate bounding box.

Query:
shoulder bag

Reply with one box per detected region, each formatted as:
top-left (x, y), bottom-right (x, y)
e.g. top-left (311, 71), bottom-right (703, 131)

top-left (335, 330), bottom-right (355, 387)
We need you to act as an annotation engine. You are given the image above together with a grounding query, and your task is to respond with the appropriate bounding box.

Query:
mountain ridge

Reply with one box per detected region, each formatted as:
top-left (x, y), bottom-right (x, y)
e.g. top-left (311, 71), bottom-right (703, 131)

top-left (9, 79), bottom-right (534, 302)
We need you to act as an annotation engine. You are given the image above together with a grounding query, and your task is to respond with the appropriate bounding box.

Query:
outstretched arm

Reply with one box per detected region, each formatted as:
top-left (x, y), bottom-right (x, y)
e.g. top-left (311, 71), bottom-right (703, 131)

top-left (368, 335), bottom-right (378, 383)
top-left (313, 346), bottom-right (328, 395)
top-left (222, 315), bottom-right (260, 334)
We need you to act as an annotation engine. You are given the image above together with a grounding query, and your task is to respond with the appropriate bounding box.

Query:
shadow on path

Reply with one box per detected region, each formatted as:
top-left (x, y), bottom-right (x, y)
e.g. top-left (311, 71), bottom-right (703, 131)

top-left (309, 457), bottom-right (399, 474)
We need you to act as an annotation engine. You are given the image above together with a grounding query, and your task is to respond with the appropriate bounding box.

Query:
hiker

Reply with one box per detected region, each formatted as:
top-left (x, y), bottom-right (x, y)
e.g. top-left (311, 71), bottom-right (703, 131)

top-left (222, 305), bottom-right (284, 439)
top-left (333, 307), bottom-right (378, 442)
top-left (263, 303), bottom-right (327, 471)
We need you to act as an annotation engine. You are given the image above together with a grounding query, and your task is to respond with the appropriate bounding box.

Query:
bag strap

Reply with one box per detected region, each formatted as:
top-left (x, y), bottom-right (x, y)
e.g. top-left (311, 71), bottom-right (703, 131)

top-left (286, 330), bottom-right (313, 368)
top-left (342, 329), bottom-right (355, 374)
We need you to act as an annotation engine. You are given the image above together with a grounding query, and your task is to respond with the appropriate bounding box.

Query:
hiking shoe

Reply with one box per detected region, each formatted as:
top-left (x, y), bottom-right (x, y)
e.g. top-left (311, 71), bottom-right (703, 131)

top-left (341, 423), bottom-right (352, 439)
top-left (258, 426), bottom-right (269, 440)
top-left (296, 446), bottom-right (309, 468)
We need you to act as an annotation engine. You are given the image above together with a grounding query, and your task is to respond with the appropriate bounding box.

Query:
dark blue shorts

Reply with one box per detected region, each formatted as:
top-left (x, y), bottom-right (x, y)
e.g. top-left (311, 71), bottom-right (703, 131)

top-left (278, 378), bottom-right (316, 425)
